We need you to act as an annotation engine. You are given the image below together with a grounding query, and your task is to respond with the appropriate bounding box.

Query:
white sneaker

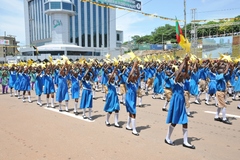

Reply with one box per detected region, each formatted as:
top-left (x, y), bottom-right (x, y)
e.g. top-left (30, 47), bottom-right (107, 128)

top-left (194, 100), bottom-right (200, 104)
top-left (205, 101), bottom-right (209, 105)
top-left (28, 100), bottom-right (32, 103)
top-left (22, 99), bottom-right (26, 102)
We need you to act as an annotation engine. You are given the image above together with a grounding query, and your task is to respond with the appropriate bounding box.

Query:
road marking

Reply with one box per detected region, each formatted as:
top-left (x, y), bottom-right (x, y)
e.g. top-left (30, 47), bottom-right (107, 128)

top-left (205, 111), bottom-right (240, 119)
top-left (44, 107), bottom-right (94, 122)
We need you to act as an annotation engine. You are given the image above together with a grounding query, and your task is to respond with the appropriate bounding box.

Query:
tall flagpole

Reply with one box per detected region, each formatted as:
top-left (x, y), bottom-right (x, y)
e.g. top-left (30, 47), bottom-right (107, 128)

top-left (184, 0), bottom-right (187, 37)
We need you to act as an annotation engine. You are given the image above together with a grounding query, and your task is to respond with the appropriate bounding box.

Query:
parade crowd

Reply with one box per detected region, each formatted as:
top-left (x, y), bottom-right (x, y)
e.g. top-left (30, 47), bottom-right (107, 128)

top-left (1, 55), bottom-right (240, 150)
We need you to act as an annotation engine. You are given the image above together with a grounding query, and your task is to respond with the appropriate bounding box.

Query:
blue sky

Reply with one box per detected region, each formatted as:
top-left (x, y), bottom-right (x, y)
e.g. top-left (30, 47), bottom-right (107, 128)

top-left (0, 0), bottom-right (240, 46)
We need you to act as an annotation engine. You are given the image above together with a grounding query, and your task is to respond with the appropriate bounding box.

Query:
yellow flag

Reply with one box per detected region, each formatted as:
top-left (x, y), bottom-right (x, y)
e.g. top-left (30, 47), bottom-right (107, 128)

top-left (49, 56), bottom-right (53, 63)
top-left (105, 53), bottom-right (111, 59)
top-left (127, 51), bottom-right (136, 60)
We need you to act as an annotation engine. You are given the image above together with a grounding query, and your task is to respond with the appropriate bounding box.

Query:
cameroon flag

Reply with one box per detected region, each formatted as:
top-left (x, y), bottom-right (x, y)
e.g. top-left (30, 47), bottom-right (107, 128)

top-left (176, 19), bottom-right (191, 53)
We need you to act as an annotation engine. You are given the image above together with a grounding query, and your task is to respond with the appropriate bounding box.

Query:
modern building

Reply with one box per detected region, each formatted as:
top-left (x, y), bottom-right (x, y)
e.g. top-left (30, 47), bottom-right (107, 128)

top-left (21, 0), bottom-right (121, 60)
top-left (0, 34), bottom-right (20, 62)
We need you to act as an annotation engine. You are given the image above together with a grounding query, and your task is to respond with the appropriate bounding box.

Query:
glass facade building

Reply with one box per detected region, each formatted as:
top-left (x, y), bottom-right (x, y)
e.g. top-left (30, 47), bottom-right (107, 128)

top-left (24, 0), bottom-right (116, 50)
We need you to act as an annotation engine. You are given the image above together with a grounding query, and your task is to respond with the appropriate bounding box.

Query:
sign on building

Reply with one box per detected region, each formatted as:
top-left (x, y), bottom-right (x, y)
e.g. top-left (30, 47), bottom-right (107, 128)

top-left (98, 0), bottom-right (141, 11)
top-left (0, 39), bottom-right (10, 45)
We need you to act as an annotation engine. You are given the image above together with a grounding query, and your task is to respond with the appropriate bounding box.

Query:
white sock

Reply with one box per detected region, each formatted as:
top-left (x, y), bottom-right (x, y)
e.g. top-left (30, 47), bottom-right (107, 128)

top-left (38, 96), bottom-right (41, 103)
top-left (88, 108), bottom-right (92, 118)
top-left (152, 93), bottom-right (156, 98)
top-left (114, 113), bottom-right (119, 126)
top-left (106, 113), bottom-right (111, 123)
top-left (138, 97), bottom-right (142, 105)
top-left (186, 108), bottom-right (190, 115)
top-left (18, 91), bottom-right (20, 97)
top-left (74, 102), bottom-right (78, 112)
top-left (14, 90), bottom-right (17, 95)
top-left (206, 94), bottom-right (210, 103)
top-left (93, 91), bottom-right (95, 98)
top-left (163, 101), bottom-right (169, 109)
top-left (51, 98), bottom-right (54, 107)
top-left (183, 128), bottom-right (191, 146)
top-left (131, 118), bottom-right (137, 133)
top-left (215, 108), bottom-right (221, 118)
top-left (233, 93), bottom-right (236, 99)
top-left (205, 93), bottom-right (208, 100)
top-left (166, 125), bottom-right (174, 143)
top-left (65, 101), bottom-right (68, 111)
top-left (83, 108), bottom-right (86, 116)
top-left (122, 94), bottom-right (125, 103)
top-left (126, 116), bottom-right (131, 129)
top-left (46, 98), bottom-right (49, 106)
top-left (160, 94), bottom-right (164, 99)
top-left (222, 107), bottom-right (227, 121)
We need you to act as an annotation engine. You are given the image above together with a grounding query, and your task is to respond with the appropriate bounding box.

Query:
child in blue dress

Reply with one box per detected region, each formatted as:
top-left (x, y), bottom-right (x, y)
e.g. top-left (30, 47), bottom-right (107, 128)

top-left (152, 64), bottom-right (165, 100)
top-left (43, 66), bottom-right (55, 107)
top-left (165, 56), bottom-right (195, 149)
top-left (14, 67), bottom-right (23, 99)
top-left (80, 67), bottom-right (94, 120)
top-left (8, 66), bottom-right (17, 97)
top-left (35, 68), bottom-right (43, 106)
top-left (125, 61), bottom-right (140, 136)
top-left (104, 68), bottom-right (121, 127)
top-left (56, 64), bottom-right (70, 112)
top-left (71, 69), bottom-right (82, 115)
top-left (205, 67), bottom-right (217, 105)
top-left (20, 67), bottom-right (32, 103)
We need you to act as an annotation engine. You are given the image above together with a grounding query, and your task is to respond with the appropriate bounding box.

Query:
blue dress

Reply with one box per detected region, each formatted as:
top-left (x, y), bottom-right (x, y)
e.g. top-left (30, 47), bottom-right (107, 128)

top-left (19, 73), bottom-right (31, 91)
top-left (234, 70), bottom-right (240, 92)
top-left (208, 72), bottom-right (217, 94)
top-left (189, 71), bottom-right (199, 96)
top-left (104, 82), bottom-right (120, 112)
top-left (125, 80), bottom-right (137, 114)
top-left (14, 73), bottom-right (22, 91)
top-left (8, 71), bottom-right (17, 88)
top-left (56, 75), bottom-right (70, 102)
top-left (35, 74), bottom-right (43, 96)
top-left (80, 80), bottom-right (93, 109)
top-left (153, 71), bottom-right (165, 94)
top-left (71, 75), bottom-right (82, 99)
top-left (166, 82), bottom-right (188, 124)
top-left (43, 75), bottom-right (55, 94)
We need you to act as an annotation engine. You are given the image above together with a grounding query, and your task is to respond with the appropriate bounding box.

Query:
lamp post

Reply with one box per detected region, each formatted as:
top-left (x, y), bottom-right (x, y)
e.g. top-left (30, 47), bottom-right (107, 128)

top-left (162, 34), bottom-right (164, 51)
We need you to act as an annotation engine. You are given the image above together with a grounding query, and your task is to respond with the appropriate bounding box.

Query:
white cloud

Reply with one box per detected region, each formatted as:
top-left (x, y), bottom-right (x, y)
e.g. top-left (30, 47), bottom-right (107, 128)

top-left (0, 0), bottom-right (25, 46)
top-left (116, 10), bottom-right (147, 42)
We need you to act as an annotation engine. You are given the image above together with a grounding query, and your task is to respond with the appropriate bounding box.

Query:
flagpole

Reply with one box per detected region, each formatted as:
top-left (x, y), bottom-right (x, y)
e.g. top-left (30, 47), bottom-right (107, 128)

top-left (184, 0), bottom-right (187, 37)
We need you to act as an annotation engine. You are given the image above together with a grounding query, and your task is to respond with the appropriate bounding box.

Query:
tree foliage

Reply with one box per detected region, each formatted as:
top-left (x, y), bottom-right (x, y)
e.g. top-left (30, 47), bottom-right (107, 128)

top-left (127, 15), bottom-right (240, 45)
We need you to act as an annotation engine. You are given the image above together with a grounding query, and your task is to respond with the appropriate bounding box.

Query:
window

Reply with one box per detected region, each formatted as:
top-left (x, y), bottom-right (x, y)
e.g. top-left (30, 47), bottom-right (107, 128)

top-left (50, 2), bottom-right (60, 9)
top-left (62, 2), bottom-right (71, 10)
top-left (44, 2), bottom-right (49, 10)
top-left (117, 34), bottom-right (120, 41)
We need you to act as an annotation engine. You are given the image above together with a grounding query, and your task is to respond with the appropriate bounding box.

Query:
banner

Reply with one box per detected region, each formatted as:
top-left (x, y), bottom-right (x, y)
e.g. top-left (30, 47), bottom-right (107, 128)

top-left (81, 0), bottom-right (183, 22)
top-left (98, 0), bottom-right (141, 11)
top-left (0, 39), bottom-right (10, 45)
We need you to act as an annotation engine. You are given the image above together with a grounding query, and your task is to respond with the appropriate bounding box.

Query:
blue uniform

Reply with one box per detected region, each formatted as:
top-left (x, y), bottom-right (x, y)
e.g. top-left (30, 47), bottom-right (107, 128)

top-left (208, 71), bottom-right (217, 94)
top-left (125, 79), bottom-right (137, 114)
top-left (216, 73), bottom-right (226, 91)
top-left (71, 75), bottom-right (82, 99)
top-left (19, 73), bottom-right (31, 91)
top-left (80, 80), bottom-right (93, 109)
top-left (104, 82), bottom-right (120, 112)
top-left (43, 75), bottom-right (55, 94)
top-left (8, 71), bottom-right (16, 88)
top-left (166, 82), bottom-right (188, 124)
top-left (189, 71), bottom-right (199, 96)
top-left (35, 74), bottom-right (43, 96)
top-left (56, 75), bottom-right (70, 102)
top-left (153, 71), bottom-right (165, 94)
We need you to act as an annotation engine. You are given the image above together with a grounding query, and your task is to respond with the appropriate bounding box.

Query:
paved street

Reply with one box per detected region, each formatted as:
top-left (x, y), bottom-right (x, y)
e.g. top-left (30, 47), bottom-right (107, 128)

top-left (0, 90), bottom-right (240, 160)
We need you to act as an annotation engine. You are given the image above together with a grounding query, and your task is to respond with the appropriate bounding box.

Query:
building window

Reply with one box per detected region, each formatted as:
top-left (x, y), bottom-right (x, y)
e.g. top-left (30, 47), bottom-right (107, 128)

top-left (117, 34), bottom-right (120, 41)
top-left (81, 2), bottom-right (85, 47)
top-left (87, 2), bottom-right (91, 47)
top-left (98, 6), bottom-right (102, 47)
top-left (104, 8), bottom-right (107, 48)
top-left (44, 2), bottom-right (49, 10)
top-left (50, 2), bottom-right (60, 9)
top-left (93, 5), bottom-right (97, 47)
top-left (62, 2), bottom-right (71, 10)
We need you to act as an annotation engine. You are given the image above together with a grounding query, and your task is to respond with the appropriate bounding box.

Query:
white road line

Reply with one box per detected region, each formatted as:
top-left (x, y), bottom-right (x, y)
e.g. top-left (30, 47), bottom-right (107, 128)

top-left (205, 111), bottom-right (240, 119)
top-left (44, 107), bottom-right (94, 122)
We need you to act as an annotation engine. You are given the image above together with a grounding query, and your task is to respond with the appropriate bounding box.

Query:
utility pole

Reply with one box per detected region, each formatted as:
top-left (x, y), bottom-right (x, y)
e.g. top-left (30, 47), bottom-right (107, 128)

top-left (184, 0), bottom-right (187, 37)
top-left (191, 8), bottom-right (197, 55)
